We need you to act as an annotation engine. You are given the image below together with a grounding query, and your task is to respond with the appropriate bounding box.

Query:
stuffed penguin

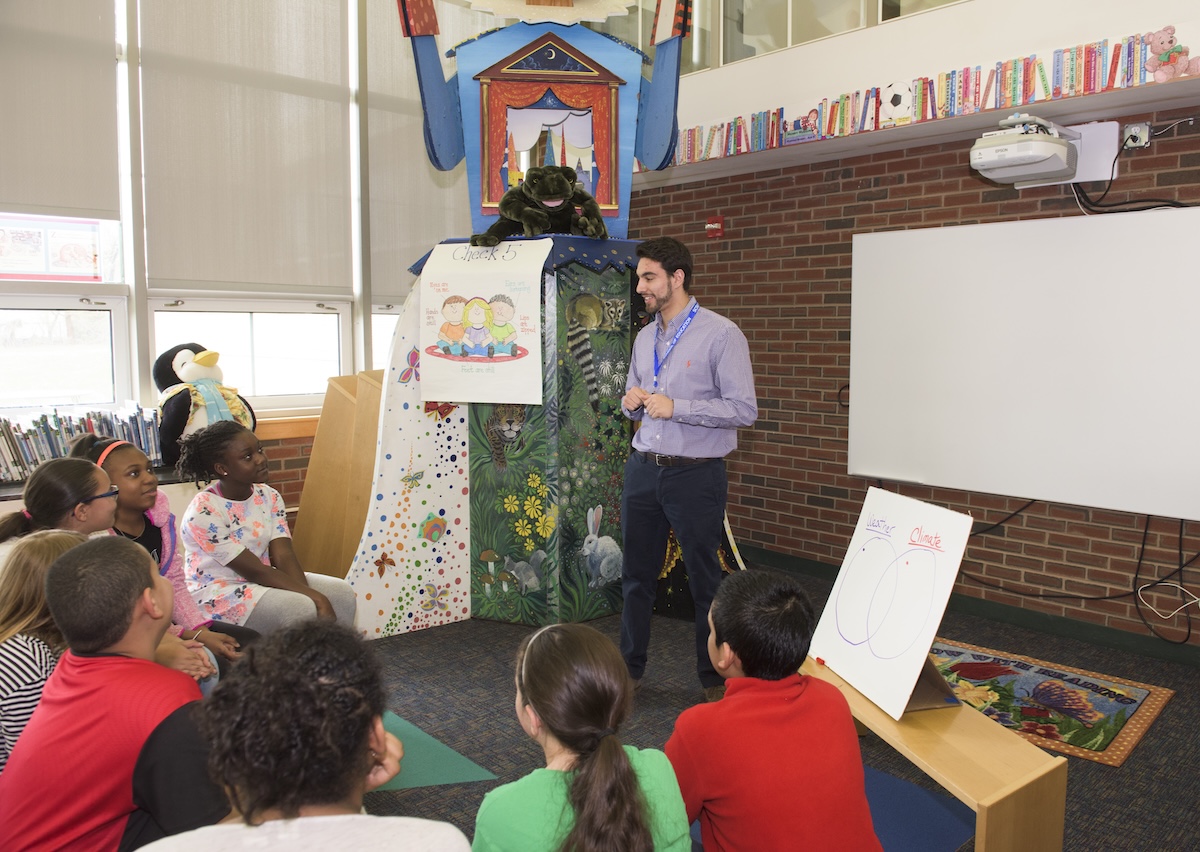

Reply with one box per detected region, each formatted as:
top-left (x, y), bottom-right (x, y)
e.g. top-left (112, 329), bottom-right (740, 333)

top-left (154, 343), bottom-right (256, 466)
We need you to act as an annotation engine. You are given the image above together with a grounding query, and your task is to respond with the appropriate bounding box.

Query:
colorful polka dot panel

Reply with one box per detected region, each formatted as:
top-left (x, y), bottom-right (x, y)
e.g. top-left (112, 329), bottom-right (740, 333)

top-left (346, 290), bottom-right (471, 638)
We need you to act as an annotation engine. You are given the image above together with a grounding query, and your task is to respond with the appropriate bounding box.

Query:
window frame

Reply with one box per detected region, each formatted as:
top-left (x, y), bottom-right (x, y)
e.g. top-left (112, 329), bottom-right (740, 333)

top-left (0, 290), bottom-right (134, 419)
top-left (149, 294), bottom-right (353, 417)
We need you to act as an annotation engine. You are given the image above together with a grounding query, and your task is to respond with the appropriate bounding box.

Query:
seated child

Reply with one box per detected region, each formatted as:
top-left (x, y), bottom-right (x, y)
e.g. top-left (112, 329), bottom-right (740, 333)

top-left (177, 421), bottom-right (357, 634)
top-left (0, 457), bottom-right (120, 569)
top-left (473, 623), bottom-right (690, 852)
top-left (140, 621), bottom-right (469, 850)
top-left (488, 294), bottom-right (517, 356)
top-left (460, 297), bottom-right (494, 357)
top-left (72, 434), bottom-right (259, 676)
top-left (0, 530), bottom-right (87, 771)
top-left (0, 536), bottom-right (229, 848)
top-left (664, 569), bottom-right (881, 852)
top-left (0, 457), bottom-right (216, 689)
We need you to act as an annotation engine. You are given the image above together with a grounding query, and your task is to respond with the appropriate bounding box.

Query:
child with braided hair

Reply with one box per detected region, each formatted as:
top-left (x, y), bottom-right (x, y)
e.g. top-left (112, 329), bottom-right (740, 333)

top-left (177, 421), bottom-right (356, 633)
top-left (472, 623), bottom-right (690, 852)
top-left (71, 434), bottom-right (259, 675)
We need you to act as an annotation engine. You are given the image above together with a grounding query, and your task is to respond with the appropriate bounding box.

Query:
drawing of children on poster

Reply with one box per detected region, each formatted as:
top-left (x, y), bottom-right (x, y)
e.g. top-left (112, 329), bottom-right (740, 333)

top-left (419, 239), bottom-right (550, 404)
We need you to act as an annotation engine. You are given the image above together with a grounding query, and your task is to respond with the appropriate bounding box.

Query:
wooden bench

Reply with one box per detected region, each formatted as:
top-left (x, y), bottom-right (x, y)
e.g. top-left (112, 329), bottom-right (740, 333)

top-left (801, 657), bottom-right (1068, 852)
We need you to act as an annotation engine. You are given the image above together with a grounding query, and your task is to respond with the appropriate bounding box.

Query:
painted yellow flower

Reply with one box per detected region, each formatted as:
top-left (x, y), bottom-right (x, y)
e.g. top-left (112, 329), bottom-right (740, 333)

top-left (527, 472), bottom-right (542, 489)
top-left (515, 518), bottom-right (532, 537)
top-left (523, 496), bottom-right (543, 519)
top-left (952, 682), bottom-right (998, 708)
top-left (524, 537), bottom-right (536, 552)
top-left (502, 495), bottom-right (520, 514)
top-left (537, 484), bottom-right (549, 498)
top-left (536, 514), bottom-right (555, 537)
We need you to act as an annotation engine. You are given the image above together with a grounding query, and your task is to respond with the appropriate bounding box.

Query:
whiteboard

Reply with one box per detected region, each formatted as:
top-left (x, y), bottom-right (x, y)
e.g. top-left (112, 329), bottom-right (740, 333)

top-left (809, 487), bottom-right (972, 720)
top-left (850, 206), bottom-right (1200, 522)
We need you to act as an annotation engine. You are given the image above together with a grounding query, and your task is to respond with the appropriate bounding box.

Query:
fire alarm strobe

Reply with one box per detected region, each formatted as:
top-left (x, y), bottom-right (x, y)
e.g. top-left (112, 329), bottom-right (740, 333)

top-left (705, 216), bottom-right (724, 239)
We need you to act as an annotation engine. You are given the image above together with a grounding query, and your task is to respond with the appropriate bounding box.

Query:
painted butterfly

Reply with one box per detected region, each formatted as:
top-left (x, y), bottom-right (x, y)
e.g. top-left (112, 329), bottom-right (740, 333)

top-left (1021, 680), bottom-right (1104, 728)
top-left (398, 347), bottom-right (420, 383)
top-left (424, 400), bottom-right (457, 419)
top-left (373, 552), bottom-right (395, 578)
top-left (402, 470), bottom-right (424, 489)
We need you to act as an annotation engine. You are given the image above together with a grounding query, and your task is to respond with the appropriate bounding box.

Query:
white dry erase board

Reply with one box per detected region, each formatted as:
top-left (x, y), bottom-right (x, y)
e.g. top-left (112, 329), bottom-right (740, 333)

top-left (849, 205), bottom-right (1200, 521)
top-left (809, 487), bottom-right (972, 720)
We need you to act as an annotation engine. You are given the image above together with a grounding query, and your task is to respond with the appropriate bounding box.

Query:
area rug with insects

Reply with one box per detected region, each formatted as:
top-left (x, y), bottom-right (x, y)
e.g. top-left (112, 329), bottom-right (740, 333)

top-left (930, 638), bottom-right (1174, 766)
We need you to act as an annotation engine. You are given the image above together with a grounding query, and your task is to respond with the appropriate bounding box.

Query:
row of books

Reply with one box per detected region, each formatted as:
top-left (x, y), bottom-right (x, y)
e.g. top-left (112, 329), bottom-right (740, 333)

top-left (673, 108), bottom-right (786, 165)
top-left (671, 27), bottom-right (1167, 161)
top-left (0, 408), bottom-right (163, 484)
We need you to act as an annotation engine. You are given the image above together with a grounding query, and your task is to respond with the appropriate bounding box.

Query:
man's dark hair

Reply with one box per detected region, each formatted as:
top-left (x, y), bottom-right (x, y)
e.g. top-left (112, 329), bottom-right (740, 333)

top-left (44, 536), bottom-right (154, 654)
top-left (711, 569), bottom-right (816, 680)
top-left (636, 236), bottom-right (694, 292)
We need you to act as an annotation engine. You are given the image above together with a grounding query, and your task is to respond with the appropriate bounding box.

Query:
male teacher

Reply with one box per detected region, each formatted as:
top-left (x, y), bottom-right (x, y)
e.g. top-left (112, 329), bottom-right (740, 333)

top-left (620, 236), bottom-right (758, 702)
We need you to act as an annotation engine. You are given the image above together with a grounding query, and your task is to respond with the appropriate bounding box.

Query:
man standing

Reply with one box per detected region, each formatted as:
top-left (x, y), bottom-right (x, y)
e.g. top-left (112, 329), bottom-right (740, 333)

top-left (620, 237), bottom-right (757, 702)
top-left (0, 536), bottom-right (228, 850)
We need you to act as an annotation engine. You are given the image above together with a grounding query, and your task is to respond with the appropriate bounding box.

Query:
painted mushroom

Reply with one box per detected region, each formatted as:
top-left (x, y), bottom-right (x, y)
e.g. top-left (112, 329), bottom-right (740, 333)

top-left (479, 549), bottom-right (500, 598)
top-left (481, 548), bottom-right (499, 574)
top-left (497, 569), bottom-right (516, 594)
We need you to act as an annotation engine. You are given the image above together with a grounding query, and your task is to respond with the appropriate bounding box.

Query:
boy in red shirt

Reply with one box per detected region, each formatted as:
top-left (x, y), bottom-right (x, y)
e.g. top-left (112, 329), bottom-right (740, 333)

top-left (0, 536), bottom-right (228, 850)
top-left (665, 570), bottom-right (881, 852)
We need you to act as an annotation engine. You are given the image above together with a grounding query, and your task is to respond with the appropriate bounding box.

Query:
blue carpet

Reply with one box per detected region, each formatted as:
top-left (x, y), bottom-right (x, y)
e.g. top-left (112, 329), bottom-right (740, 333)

top-left (864, 765), bottom-right (975, 851)
top-left (375, 710), bottom-right (496, 791)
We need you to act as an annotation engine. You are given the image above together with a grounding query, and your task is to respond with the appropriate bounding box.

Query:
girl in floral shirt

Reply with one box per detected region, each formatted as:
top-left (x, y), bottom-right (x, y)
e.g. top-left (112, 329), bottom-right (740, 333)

top-left (178, 421), bottom-right (357, 634)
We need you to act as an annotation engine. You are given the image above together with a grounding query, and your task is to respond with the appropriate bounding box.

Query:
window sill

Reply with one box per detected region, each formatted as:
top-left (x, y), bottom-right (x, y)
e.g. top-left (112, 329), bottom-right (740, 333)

top-left (257, 415), bottom-right (319, 442)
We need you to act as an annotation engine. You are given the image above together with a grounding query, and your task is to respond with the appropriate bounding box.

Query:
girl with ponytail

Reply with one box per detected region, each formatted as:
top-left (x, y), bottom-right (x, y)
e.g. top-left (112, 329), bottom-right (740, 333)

top-left (472, 624), bottom-right (689, 852)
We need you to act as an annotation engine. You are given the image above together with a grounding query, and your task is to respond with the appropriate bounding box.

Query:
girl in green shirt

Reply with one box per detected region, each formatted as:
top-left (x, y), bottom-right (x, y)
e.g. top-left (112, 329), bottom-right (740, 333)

top-left (472, 624), bottom-right (689, 852)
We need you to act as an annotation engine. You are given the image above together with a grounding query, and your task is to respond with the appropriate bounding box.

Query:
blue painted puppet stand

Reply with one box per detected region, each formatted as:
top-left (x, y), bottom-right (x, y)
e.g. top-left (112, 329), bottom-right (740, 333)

top-left (342, 2), bottom-right (699, 634)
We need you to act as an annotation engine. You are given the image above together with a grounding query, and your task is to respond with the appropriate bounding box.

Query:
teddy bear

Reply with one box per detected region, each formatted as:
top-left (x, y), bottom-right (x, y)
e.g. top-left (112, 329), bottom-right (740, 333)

top-left (470, 165), bottom-right (608, 246)
top-left (1144, 26), bottom-right (1200, 83)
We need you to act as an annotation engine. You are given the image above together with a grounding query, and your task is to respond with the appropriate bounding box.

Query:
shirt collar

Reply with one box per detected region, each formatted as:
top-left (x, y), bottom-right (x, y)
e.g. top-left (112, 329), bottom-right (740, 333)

top-left (658, 296), bottom-right (698, 333)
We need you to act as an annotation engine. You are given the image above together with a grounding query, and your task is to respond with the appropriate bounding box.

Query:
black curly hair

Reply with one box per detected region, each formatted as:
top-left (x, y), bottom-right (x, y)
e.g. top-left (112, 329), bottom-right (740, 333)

top-left (199, 620), bottom-right (384, 824)
top-left (175, 420), bottom-right (253, 485)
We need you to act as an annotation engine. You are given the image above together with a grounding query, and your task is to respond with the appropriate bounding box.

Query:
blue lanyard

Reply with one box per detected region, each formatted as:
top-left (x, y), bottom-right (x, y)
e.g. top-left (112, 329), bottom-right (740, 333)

top-left (653, 301), bottom-right (700, 390)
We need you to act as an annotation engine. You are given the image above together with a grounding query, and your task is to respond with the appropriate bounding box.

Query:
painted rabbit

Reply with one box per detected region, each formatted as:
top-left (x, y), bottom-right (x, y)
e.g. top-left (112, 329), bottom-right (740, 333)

top-left (582, 505), bottom-right (622, 588)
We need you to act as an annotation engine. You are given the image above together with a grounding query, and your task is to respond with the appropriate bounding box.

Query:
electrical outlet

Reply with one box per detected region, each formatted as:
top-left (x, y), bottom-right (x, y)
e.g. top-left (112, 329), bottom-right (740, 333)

top-left (1123, 122), bottom-right (1152, 149)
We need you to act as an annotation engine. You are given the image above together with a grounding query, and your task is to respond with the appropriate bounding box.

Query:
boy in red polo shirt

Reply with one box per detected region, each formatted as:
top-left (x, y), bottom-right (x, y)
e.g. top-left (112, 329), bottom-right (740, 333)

top-left (665, 569), bottom-right (881, 852)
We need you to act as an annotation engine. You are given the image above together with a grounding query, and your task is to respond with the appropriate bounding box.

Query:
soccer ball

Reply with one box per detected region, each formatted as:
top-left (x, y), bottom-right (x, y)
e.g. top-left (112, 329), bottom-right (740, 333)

top-left (879, 82), bottom-right (913, 127)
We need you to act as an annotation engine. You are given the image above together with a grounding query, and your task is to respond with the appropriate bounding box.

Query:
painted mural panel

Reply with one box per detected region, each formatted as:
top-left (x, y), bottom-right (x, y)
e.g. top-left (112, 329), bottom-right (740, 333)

top-left (469, 243), bottom-right (636, 624)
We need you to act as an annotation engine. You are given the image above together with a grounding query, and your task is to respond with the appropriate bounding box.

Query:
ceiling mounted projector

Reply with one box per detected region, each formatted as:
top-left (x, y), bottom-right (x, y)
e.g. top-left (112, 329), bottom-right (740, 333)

top-left (970, 114), bottom-right (1118, 190)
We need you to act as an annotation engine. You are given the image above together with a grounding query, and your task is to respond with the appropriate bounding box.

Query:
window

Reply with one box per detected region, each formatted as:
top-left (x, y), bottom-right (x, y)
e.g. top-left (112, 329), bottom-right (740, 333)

top-left (881, 0), bottom-right (962, 23)
top-left (371, 307), bottom-right (403, 372)
top-left (0, 297), bottom-right (131, 416)
top-left (152, 299), bottom-right (349, 413)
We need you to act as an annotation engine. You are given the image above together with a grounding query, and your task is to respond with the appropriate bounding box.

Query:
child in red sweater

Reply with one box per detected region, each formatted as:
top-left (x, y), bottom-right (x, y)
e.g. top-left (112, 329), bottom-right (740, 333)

top-left (664, 569), bottom-right (881, 852)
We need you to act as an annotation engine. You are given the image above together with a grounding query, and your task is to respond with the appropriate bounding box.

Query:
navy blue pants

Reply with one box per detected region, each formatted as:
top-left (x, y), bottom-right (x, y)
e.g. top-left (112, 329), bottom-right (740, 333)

top-left (619, 452), bottom-right (727, 688)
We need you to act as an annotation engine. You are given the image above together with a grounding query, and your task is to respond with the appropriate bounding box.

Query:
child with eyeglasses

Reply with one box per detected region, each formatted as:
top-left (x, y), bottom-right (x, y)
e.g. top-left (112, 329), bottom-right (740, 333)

top-left (0, 457), bottom-right (217, 688)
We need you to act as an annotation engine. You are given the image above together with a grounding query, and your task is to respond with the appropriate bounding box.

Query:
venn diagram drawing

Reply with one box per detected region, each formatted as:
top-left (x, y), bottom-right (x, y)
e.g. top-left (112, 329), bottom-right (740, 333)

top-left (834, 536), bottom-right (939, 660)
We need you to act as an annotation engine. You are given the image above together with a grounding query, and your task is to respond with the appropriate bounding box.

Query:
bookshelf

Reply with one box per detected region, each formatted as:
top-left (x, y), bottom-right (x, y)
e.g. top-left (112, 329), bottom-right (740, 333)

top-left (632, 75), bottom-right (1200, 190)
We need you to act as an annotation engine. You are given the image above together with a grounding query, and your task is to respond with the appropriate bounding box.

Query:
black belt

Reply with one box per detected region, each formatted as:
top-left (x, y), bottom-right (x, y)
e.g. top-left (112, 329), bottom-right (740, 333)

top-left (632, 450), bottom-right (715, 467)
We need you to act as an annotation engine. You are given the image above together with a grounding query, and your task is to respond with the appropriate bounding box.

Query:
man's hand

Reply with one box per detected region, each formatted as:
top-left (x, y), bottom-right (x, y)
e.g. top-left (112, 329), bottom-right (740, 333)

top-left (643, 393), bottom-right (675, 420)
top-left (623, 386), bottom-right (651, 412)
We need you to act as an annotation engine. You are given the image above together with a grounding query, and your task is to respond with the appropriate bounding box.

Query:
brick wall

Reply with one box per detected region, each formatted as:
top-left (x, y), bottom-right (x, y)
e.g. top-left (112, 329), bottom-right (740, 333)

top-left (262, 434), bottom-right (313, 511)
top-left (629, 104), bottom-right (1200, 647)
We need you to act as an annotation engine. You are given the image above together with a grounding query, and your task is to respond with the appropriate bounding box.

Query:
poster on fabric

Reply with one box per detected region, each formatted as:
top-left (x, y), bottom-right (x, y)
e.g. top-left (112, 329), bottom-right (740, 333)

top-left (419, 239), bottom-right (550, 404)
top-left (809, 487), bottom-right (973, 720)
